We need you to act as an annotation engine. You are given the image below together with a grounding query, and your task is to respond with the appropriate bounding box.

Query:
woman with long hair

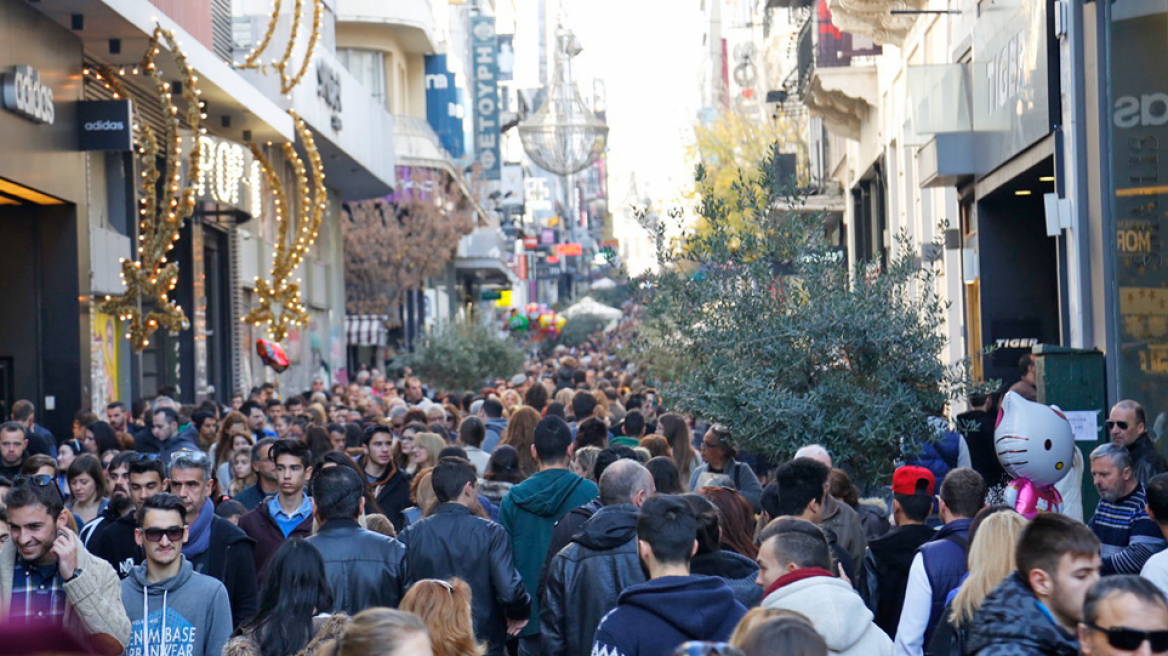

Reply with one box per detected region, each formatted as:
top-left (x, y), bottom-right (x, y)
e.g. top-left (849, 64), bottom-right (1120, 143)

top-left (399, 578), bottom-right (484, 656)
top-left (306, 426), bottom-right (335, 458)
top-left (646, 456), bottom-right (685, 494)
top-left (67, 453), bottom-right (109, 527)
top-left (480, 445), bottom-right (525, 504)
top-left (682, 493), bottom-right (763, 607)
top-left (82, 420), bottom-right (119, 457)
top-left (639, 435), bottom-right (673, 459)
top-left (225, 539), bottom-right (349, 656)
top-left (408, 433), bottom-right (447, 475)
top-left (229, 448), bottom-right (258, 497)
top-left (500, 406), bottom-right (541, 475)
top-left (56, 439), bottom-right (82, 496)
top-left (658, 414), bottom-right (700, 483)
top-left (213, 411), bottom-right (251, 481)
top-left (523, 383), bottom-right (548, 413)
top-left (928, 507), bottom-right (1027, 655)
top-left (698, 486), bottom-right (759, 559)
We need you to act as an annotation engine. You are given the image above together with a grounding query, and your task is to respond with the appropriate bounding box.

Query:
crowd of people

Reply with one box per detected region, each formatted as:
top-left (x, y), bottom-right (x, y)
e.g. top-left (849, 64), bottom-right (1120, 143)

top-left (2, 346), bottom-right (1168, 656)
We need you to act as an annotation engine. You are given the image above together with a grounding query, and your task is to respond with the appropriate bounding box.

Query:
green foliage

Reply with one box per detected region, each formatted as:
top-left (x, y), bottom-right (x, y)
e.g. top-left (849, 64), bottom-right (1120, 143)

top-left (557, 314), bottom-right (610, 347)
top-left (407, 320), bottom-right (524, 392)
top-left (631, 145), bottom-right (986, 484)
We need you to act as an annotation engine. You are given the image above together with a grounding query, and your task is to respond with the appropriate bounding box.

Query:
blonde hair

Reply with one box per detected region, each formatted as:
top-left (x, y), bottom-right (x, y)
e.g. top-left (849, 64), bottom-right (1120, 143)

top-left (365, 513), bottom-right (396, 538)
top-left (573, 446), bottom-right (602, 481)
top-left (412, 432), bottom-right (447, 469)
top-left (400, 578), bottom-right (484, 656)
top-left (950, 509), bottom-right (1029, 626)
top-left (729, 607), bottom-right (815, 648)
top-left (500, 389), bottom-right (522, 413)
top-left (554, 388), bottom-right (575, 408)
top-left (501, 406), bottom-right (541, 475)
top-left (333, 608), bottom-right (429, 656)
top-left (591, 390), bottom-right (609, 421)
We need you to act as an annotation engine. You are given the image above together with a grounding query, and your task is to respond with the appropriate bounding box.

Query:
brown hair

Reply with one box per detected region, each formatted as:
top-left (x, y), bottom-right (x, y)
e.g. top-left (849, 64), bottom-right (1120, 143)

top-left (213, 411), bottom-right (250, 469)
top-left (333, 608), bottom-right (429, 656)
top-left (1016, 513), bottom-right (1099, 586)
top-left (639, 435), bottom-right (673, 459)
top-left (409, 468), bottom-right (437, 516)
top-left (828, 468), bottom-right (859, 508)
top-left (729, 608), bottom-right (815, 648)
top-left (400, 578), bottom-right (484, 656)
top-left (365, 513), bottom-right (397, 538)
top-left (658, 413), bottom-right (697, 482)
top-left (501, 406), bottom-right (541, 475)
top-left (700, 485), bottom-right (759, 559)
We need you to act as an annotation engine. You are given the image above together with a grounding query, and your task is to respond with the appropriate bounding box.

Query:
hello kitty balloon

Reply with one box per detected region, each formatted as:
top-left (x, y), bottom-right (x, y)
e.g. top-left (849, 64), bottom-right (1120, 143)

top-left (995, 391), bottom-right (1075, 518)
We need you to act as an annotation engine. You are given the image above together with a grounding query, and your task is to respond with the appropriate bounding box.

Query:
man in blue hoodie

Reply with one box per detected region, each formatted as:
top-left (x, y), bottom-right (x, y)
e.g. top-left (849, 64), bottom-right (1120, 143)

top-left (121, 493), bottom-right (232, 656)
top-left (500, 416), bottom-right (598, 656)
top-left (591, 495), bottom-right (746, 656)
top-left (481, 399), bottom-right (508, 453)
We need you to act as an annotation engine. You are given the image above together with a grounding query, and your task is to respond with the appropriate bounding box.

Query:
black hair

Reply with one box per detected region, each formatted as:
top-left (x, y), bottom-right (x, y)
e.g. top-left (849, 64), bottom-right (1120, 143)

top-left (136, 492), bottom-right (188, 526)
top-left (344, 422), bottom-right (363, 449)
top-left (524, 383), bottom-right (548, 411)
top-left (240, 400), bottom-right (265, 418)
top-left (624, 410), bottom-right (646, 438)
top-left (571, 391), bottom-right (598, 419)
top-left (439, 446), bottom-right (469, 461)
top-left (574, 417), bottom-right (608, 450)
top-left (625, 394), bottom-right (644, 411)
top-left (481, 399), bottom-right (504, 419)
top-left (545, 402), bottom-right (567, 420)
top-left (894, 493), bottom-right (933, 522)
top-left (215, 499), bottom-right (246, 520)
top-left (534, 416), bottom-right (573, 464)
top-left (638, 495), bottom-right (698, 565)
top-left (311, 465), bottom-right (364, 521)
top-left (681, 493), bottom-right (721, 554)
top-left (191, 411), bottom-right (216, 431)
top-left (646, 456), bottom-right (685, 495)
top-left (266, 399), bottom-right (284, 410)
top-left (253, 437), bottom-right (278, 463)
top-left (1150, 473), bottom-right (1168, 522)
top-left (1083, 575), bottom-right (1168, 627)
top-left (431, 457), bottom-right (478, 503)
top-left (362, 424), bottom-right (392, 447)
top-left (6, 477), bottom-right (65, 518)
top-left (106, 401), bottom-right (127, 412)
top-left (1018, 353), bottom-right (1035, 376)
top-left (243, 538), bottom-right (335, 656)
top-left (153, 407), bottom-right (179, 426)
top-left (759, 517), bottom-right (832, 570)
top-left (1016, 513), bottom-right (1100, 584)
top-left (128, 455), bottom-right (167, 481)
top-left (459, 417), bottom-right (486, 448)
top-left (107, 451), bottom-right (137, 473)
top-left (939, 468), bottom-right (985, 518)
top-left (760, 482), bottom-right (780, 519)
top-left (85, 421), bottom-right (120, 456)
top-left (484, 445), bottom-right (525, 484)
top-left (773, 458), bottom-right (830, 517)
top-left (594, 445), bottom-right (639, 481)
top-left (272, 438), bottom-right (313, 469)
top-left (286, 397), bottom-right (304, 409)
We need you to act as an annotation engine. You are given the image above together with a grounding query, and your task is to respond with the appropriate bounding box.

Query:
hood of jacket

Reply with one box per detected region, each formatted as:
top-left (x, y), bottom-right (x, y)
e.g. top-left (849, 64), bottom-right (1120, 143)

top-left (572, 503), bottom-right (639, 551)
top-left (762, 574), bottom-right (879, 652)
top-left (618, 576), bottom-right (742, 640)
top-left (507, 469), bottom-right (592, 517)
top-left (965, 572), bottom-right (1079, 656)
top-left (124, 556), bottom-right (195, 594)
top-left (690, 549), bottom-right (758, 581)
top-left (484, 418), bottom-right (508, 432)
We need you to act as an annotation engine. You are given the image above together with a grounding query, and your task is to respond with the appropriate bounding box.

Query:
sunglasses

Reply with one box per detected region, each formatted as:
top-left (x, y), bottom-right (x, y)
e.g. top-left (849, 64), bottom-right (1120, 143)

top-left (673, 642), bottom-right (745, 656)
top-left (130, 453), bottom-right (162, 463)
top-left (1105, 420), bottom-right (1130, 431)
top-left (1086, 623), bottom-right (1168, 651)
top-left (141, 526), bottom-right (186, 543)
top-left (14, 474), bottom-right (54, 487)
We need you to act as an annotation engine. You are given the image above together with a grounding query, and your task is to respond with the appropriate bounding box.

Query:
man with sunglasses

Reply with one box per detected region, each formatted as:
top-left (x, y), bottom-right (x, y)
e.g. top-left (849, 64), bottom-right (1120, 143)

top-left (121, 493), bottom-right (232, 656)
top-left (0, 476), bottom-right (130, 655)
top-left (1079, 575), bottom-right (1168, 655)
top-left (1108, 400), bottom-right (1168, 486)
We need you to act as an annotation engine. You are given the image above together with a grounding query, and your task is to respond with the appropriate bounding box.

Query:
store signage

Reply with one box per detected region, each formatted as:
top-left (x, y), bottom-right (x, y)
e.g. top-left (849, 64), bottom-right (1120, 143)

top-left (1, 66), bottom-right (55, 124)
top-left (540, 228), bottom-right (556, 245)
top-left (470, 16), bottom-right (501, 180)
top-left (317, 61), bottom-right (342, 116)
top-left (556, 243), bottom-right (583, 256)
top-left (523, 236), bottom-right (539, 250)
top-left (194, 134), bottom-right (261, 215)
top-left (78, 100), bottom-right (133, 151)
top-left (424, 54), bottom-right (466, 158)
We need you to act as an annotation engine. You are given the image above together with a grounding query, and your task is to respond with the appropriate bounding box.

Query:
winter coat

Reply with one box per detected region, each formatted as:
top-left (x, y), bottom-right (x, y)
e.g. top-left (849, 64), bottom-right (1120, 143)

top-left (224, 614), bottom-right (349, 656)
top-left (306, 518), bottom-right (407, 615)
top-left (857, 498), bottom-right (891, 541)
top-left (919, 519), bottom-right (972, 644)
top-left (821, 495), bottom-right (868, 574)
top-left (862, 523), bottom-right (937, 637)
top-left (688, 458), bottom-right (763, 511)
top-left (592, 576), bottom-right (748, 656)
top-left (238, 499), bottom-right (314, 584)
top-left (187, 515), bottom-right (259, 628)
top-left (1128, 434), bottom-right (1168, 487)
top-left (479, 479), bottom-right (515, 506)
top-left (761, 571), bottom-right (893, 656)
top-left (0, 531), bottom-right (131, 656)
top-left (689, 549), bottom-right (764, 607)
top-left (89, 512), bottom-right (143, 578)
top-left (121, 557), bottom-right (233, 656)
top-left (541, 503), bottom-right (646, 656)
top-left (965, 572), bottom-right (1080, 656)
top-left (398, 503), bottom-right (530, 656)
top-left (540, 497), bottom-right (603, 597)
top-left (499, 468), bottom-right (599, 637)
top-left (370, 465), bottom-right (412, 533)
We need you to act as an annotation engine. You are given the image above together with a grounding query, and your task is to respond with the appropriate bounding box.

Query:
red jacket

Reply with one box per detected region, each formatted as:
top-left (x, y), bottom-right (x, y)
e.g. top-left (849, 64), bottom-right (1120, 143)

top-left (238, 499), bottom-right (313, 584)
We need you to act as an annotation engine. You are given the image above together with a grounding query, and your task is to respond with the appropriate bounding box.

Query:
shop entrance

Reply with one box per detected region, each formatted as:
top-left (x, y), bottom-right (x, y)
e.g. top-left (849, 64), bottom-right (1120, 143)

top-left (975, 158), bottom-right (1061, 385)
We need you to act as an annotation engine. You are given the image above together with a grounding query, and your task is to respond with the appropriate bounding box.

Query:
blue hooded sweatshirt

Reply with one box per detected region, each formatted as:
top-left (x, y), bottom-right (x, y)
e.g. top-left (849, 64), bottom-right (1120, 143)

top-left (592, 575), bottom-right (747, 656)
top-left (121, 556), bottom-right (234, 656)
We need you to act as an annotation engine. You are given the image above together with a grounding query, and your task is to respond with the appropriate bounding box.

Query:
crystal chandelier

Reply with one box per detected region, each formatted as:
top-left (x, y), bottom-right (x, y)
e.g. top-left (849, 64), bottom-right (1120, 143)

top-left (518, 28), bottom-right (609, 175)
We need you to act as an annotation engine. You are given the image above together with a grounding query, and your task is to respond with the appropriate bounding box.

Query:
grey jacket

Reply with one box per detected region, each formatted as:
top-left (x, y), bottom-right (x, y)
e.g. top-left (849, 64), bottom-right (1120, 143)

top-left (689, 458), bottom-right (763, 511)
top-left (121, 557), bottom-right (234, 656)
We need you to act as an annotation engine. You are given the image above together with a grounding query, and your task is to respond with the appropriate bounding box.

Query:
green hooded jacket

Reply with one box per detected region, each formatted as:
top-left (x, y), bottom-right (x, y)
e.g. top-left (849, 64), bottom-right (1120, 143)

top-left (499, 467), bottom-right (599, 637)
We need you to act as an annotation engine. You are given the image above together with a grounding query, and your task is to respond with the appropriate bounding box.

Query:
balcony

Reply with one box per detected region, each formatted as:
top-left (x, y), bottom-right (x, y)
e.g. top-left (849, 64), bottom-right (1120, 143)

top-left (797, 4), bottom-right (880, 141)
top-left (395, 115), bottom-right (452, 169)
top-left (827, 0), bottom-right (925, 47)
top-left (336, 0), bottom-right (438, 54)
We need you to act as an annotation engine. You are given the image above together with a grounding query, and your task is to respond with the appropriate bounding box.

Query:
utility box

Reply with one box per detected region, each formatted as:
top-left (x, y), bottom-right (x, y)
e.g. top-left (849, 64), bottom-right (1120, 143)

top-left (1033, 345), bottom-right (1106, 519)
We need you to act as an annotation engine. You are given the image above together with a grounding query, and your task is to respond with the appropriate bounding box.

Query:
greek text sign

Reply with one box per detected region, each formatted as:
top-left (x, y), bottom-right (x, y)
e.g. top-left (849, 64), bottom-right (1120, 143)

top-left (471, 16), bottom-right (501, 180)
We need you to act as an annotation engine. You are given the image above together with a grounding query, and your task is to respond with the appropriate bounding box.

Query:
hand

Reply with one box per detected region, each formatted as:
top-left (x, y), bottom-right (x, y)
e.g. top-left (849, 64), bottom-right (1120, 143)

top-left (506, 618), bottom-right (529, 636)
top-left (53, 527), bottom-right (78, 581)
top-left (836, 561), bottom-right (851, 587)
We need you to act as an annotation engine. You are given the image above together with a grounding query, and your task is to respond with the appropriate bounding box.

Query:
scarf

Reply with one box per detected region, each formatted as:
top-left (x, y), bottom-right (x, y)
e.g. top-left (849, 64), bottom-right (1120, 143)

top-left (183, 499), bottom-right (214, 558)
top-left (763, 566), bottom-right (836, 598)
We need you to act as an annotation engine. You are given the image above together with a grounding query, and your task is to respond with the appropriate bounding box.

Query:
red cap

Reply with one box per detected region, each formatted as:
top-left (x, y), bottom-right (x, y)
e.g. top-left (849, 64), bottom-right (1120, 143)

top-left (892, 466), bottom-right (935, 497)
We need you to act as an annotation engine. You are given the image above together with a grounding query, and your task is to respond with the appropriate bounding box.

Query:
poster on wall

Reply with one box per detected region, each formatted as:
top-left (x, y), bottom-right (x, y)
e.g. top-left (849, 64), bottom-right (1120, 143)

top-left (91, 312), bottom-right (120, 411)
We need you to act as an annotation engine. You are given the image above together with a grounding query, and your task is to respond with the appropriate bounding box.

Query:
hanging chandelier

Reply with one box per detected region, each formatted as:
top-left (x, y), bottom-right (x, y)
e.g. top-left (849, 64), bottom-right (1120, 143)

top-left (518, 28), bottom-right (609, 176)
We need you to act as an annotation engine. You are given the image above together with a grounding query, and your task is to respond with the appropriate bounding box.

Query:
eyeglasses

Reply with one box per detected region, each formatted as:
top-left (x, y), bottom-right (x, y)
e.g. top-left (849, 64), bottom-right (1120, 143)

top-left (141, 526), bottom-right (186, 543)
top-left (14, 475), bottom-right (54, 487)
top-left (1086, 623), bottom-right (1168, 651)
top-left (1105, 420), bottom-right (1130, 431)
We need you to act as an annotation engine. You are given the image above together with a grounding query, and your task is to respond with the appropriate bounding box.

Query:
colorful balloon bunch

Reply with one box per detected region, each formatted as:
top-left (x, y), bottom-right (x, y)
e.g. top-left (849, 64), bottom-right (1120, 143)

top-left (509, 304), bottom-right (567, 339)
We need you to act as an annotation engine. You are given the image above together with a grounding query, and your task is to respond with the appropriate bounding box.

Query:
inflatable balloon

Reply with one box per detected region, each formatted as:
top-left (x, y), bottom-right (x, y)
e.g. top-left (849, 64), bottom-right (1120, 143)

top-left (538, 312), bottom-right (555, 330)
top-left (509, 314), bottom-right (529, 332)
top-left (995, 391), bottom-right (1075, 518)
top-left (554, 315), bottom-right (567, 330)
top-left (256, 338), bottom-right (290, 373)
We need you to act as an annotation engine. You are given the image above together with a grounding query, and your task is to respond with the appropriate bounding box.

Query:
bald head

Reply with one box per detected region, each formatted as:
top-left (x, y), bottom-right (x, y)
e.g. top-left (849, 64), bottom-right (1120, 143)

top-left (599, 459), bottom-right (655, 507)
top-left (795, 444), bottom-right (832, 468)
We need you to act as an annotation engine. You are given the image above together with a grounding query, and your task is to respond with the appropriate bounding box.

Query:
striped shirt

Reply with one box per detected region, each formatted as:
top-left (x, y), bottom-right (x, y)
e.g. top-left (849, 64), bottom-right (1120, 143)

top-left (9, 559), bottom-right (66, 624)
top-left (1089, 483), bottom-right (1167, 574)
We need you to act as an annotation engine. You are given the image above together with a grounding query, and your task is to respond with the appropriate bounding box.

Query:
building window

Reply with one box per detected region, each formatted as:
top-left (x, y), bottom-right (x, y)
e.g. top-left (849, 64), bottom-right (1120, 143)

top-left (338, 48), bottom-right (387, 108)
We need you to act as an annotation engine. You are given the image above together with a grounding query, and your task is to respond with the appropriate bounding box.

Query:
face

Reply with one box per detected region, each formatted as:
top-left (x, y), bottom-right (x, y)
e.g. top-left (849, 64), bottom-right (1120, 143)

top-left (412, 443), bottom-right (431, 466)
top-left (107, 406), bottom-right (126, 430)
top-left (231, 395), bottom-right (243, 411)
top-left (1081, 592), bottom-right (1168, 656)
top-left (108, 465), bottom-right (131, 499)
top-left (1041, 553), bottom-right (1103, 629)
top-left (254, 444), bottom-right (277, 482)
top-left (129, 472), bottom-right (165, 509)
top-left (407, 381), bottom-right (423, 402)
top-left (168, 467), bottom-right (211, 516)
top-left (275, 454), bottom-right (311, 496)
top-left (0, 520), bottom-right (8, 544)
top-left (82, 430), bottom-right (97, 454)
top-left (0, 430), bottom-right (26, 466)
top-left (232, 434), bottom-right (253, 452)
top-left (57, 444), bottom-right (76, 472)
top-left (756, 537), bottom-right (787, 591)
top-left (199, 419), bottom-right (219, 442)
top-left (1108, 407), bottom-right (1144, 447)
top-left (152, 413), bottom-right (176, 442)
top-left (269, 405), bottom-right (286, 421)
top-left (69, 472), bottom-right (96, 503)
top-left (366, 433), bottom-right (393, 467)
top-left (329, 430), bottom-right (347, 452)
top-left (8, 503), bottom-right (66, 565)
top-left (287, 424), bottom-right (306, 442)
top-left (247, 408), bottom-right (266, 432)
top-left (699, 431), bottom-right (725, 466)
top-left (233, 455), bottom-right (253, 480)
top-left (136, 508), bottom-right (188, 569)
top-left (1092, 457), bottom-right (1135, 503)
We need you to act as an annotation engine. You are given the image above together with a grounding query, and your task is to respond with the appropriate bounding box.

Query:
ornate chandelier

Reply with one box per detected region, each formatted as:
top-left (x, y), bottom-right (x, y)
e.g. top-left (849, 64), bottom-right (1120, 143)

top-left (518, 28), bottom-right (609, 175)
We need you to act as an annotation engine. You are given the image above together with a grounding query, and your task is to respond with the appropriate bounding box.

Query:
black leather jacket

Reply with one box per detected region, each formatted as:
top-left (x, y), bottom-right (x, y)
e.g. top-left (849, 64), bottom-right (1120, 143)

top-left (541, 503), bottom-right (646, 656)
top-left (306, 518), bottom-right (407, 615)
top-left (398, 503), bottom-right (530, 656)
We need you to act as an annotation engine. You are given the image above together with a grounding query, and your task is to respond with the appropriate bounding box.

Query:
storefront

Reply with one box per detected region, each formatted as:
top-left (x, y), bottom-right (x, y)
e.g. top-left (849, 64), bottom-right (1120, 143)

top-left (0, 0), bottom-right (86, 437)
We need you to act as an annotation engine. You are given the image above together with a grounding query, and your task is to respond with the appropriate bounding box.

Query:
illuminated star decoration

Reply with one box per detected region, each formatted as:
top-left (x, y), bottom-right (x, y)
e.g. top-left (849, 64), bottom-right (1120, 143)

top-left (234, 0), bottom-right (323, 93)
top-left (243, 111), bottom-right (327, 343)
top-left (96, 26), bottom-right (206, 351)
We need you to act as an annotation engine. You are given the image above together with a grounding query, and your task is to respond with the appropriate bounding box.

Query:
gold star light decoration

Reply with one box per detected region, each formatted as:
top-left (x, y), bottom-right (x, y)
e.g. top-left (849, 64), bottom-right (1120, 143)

top-left (235, 0), bottom-right (323, 94)
top-left (96, 27), bottom-right (206, 351)
top-left (243, 110), bottom-right (327, 342)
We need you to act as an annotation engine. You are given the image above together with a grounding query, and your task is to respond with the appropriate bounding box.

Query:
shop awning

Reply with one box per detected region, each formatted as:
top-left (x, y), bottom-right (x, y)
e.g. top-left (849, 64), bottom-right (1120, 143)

top-left (346, 314), bottom-right (389, 347)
